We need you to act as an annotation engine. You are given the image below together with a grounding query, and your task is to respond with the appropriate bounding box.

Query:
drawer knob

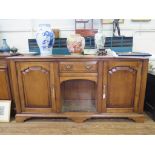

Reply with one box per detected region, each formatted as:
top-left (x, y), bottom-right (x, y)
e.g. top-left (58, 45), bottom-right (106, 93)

top-left (85, 65), bottom-right (93, 70)
top-left (65, 64), bottom-right (73, 70)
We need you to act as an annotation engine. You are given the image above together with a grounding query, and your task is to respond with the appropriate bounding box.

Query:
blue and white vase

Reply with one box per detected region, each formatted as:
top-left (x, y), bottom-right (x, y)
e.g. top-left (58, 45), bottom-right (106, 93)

top-left (36, 24), bottom-right (55, 56)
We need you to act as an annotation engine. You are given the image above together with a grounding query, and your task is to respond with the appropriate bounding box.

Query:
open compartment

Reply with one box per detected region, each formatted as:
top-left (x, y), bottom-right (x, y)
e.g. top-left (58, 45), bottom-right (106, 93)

top-left (61, 79), bottom-right (97, 112)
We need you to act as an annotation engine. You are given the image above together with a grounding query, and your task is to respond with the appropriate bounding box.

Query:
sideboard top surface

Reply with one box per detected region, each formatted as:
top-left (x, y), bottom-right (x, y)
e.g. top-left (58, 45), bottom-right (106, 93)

top-left (6, 55), bottom-right (149, 61)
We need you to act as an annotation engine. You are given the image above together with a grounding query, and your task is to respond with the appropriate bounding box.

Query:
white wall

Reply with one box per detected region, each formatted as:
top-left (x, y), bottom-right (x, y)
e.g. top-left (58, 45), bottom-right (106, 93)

top-left (0, 19), bottom-right (155, 54)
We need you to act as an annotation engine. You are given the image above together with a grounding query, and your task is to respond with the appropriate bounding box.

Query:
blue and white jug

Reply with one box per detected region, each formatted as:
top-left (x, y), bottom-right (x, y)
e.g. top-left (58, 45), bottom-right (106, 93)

top-left (36, 24), bottom-right (55, 56)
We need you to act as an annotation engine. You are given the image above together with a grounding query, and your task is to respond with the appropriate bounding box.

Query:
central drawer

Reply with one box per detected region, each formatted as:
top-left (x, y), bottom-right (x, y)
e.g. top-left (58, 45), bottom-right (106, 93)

top-left (59, 61), bottom-right (98, 73)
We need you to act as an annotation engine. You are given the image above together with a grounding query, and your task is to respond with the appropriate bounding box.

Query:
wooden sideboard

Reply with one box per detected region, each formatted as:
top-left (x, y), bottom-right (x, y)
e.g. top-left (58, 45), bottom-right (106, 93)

top-left (7, 55), bottom-right (148, 123)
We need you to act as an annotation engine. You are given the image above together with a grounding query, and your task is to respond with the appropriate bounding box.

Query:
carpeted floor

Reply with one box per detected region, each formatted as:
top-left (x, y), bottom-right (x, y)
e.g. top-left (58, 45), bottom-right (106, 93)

top-left (0, 113), bottom-right (155, 135)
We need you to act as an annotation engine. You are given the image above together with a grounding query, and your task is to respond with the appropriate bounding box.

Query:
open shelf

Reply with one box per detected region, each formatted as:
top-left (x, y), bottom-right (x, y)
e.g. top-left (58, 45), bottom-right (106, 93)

top-left (62, 99), bottom-right (96, 112)
top-left (61, 79), bottom-right (97, 113)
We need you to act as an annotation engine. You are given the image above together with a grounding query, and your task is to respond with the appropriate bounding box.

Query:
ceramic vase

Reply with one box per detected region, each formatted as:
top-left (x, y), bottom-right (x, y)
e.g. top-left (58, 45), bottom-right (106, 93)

top-left (36, 24), bottom-right (55, 56)
top-left (95, 25), bottom-right (106, 50)
top-left (0, 39), bottom-right (10, 53)
top-left (67, 34), bottom-right (85, 54)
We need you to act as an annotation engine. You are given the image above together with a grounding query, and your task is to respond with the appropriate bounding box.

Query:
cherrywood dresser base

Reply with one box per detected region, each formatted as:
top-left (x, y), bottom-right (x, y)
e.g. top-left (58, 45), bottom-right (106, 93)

top-left (8, 55), bottom-right (148, 123)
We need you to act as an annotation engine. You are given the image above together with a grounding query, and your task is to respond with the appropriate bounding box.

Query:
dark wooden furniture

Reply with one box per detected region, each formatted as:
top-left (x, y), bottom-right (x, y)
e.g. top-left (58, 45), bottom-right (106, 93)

top-left (8, 55), bottom-right (148, 123)
top-left (145, 72), bottom-right (155, 121)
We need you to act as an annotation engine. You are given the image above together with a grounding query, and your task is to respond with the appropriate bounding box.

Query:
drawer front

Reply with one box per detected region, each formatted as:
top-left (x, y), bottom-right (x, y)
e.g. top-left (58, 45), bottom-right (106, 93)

top-left (59, 61), bottom-right (98, 73)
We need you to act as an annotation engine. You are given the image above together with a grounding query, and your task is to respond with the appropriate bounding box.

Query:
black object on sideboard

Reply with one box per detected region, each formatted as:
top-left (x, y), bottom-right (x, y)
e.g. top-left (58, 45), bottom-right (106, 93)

top-left (145, 73), bottom-right (155, 121)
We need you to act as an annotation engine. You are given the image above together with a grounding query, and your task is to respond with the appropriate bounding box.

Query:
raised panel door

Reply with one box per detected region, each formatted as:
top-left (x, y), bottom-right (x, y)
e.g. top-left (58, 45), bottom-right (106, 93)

top-left (103, 61), bottom-right (142, 112)
top-left (16, 62), bottom-right (56, 113)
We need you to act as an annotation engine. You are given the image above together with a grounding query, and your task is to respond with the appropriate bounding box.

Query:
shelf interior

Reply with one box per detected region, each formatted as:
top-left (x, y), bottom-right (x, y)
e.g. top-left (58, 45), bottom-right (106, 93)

top-left (61, 79), bottom-right (97, 112)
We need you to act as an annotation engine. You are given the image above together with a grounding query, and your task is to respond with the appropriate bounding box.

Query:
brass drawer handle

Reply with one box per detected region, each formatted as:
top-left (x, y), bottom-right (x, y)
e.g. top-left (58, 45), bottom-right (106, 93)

top-left (85, 65), bottom-right (93, 70)
top-left (64, 64), bottom-right (73, 70)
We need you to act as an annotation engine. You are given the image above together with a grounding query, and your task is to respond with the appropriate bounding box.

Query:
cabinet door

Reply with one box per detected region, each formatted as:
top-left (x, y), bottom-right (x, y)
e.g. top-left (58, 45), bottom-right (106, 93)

top-left (103, 61), bottom-right (142, 113)
top-left (0, 68), bottom-right (11, 100)
top-left (16, 62), bottom-right (56, 113)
